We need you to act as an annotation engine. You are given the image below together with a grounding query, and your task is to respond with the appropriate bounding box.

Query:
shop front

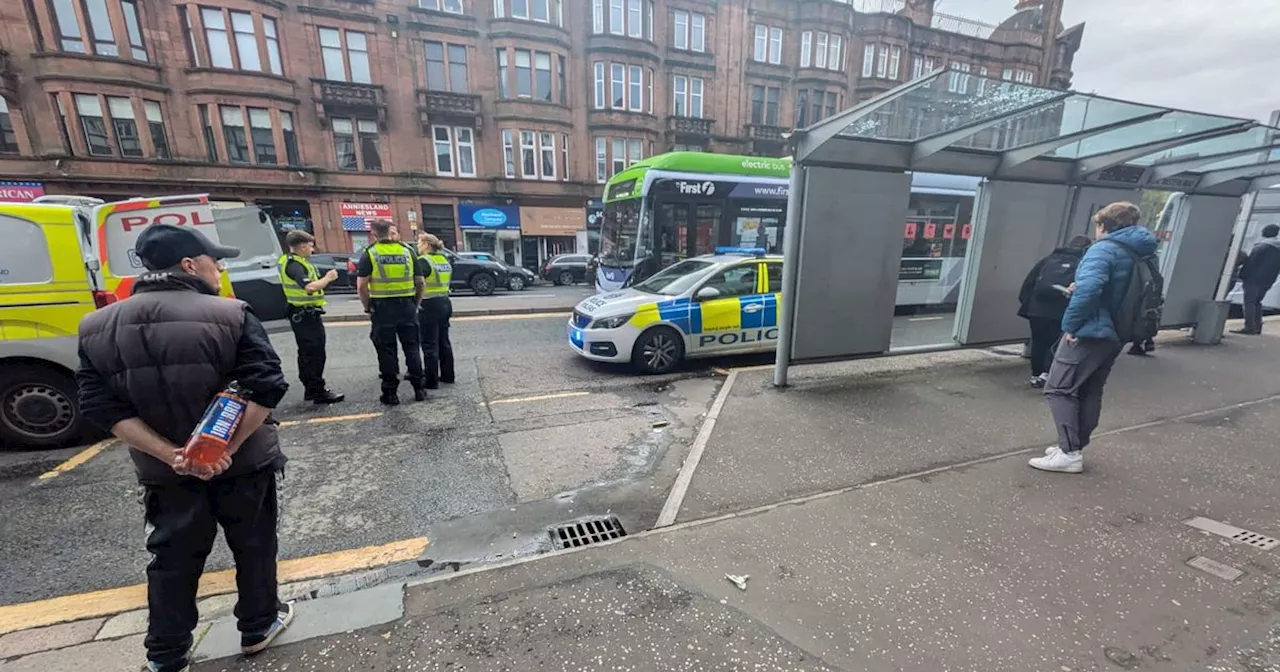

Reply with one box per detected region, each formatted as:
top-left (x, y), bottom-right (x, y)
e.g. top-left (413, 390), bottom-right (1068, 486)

top-left (458, 204), bottom-right (522, 266)
top-left (0, 181), bottom-right (45, 203)
top-left (340, 201), bottom-right (393, 253)
top-left (519, 206), bottom-right (586, 271)
top-left (257, 200), bottom-right (313, 247)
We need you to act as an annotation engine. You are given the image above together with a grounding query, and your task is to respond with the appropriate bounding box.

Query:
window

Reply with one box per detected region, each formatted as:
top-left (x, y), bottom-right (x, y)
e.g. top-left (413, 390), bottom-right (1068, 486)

top-left (230, 12), bottom-right (260, 71)
top-left (647, 67), bottom-right (654, 113)
top-left (497, 50), bottom-right (509, 98)
top-left (628, 66), bottom-right (642, 112)
top-left (424, 42), bottom-right (468, 93)
top-left (1001, 68), bottom-right (1013, 81)
top-left (535, 52), bottom-right (552, 101)
top-left (220, 105), bottom-right (249, 164)
top-left (797, 89), bottom-right (837, 126)
top-left (912, 56), bottom-right (923, 79)
top-left (611, 63), bottom-right (625, 109)
top-left (801, 32), bottom-right (811, 68)
top-left (828, 35), bottom-right (842, 71)
top-left (53, 96), bottom-right (74, 155)
top-left (515, 49), bottom-right (532, 98)
top-left (83, 0), bottom-right (117, 56)
top-left (753, 25), bottom-right (766, 62)
top-left (421, 0), bottom-right (464, 12)
top-left (203, 8), bottom-right (233, 68)
top-left (889, 46), bottom-right (901, 81)
top-left (690, 77), bottom-right (703, 118)
top-left (876, 46), bottom-right (888, 78)
top-left (121, 0), bottom-right (146, 61)
top-left (357, 119), bottom-right (381, 171)
top-left (319, 28), bottom-right (370, 83)
top-left (502, 128), bottom-right (516, 177)
top-left (592, 0), bottom-right (604, 33)
top-left (432, 126), bottom-right (474, 177)
top-left (948, 62), bottom-right (971, 93)
top-left (50, 0), bottom-right (85, 53)
top-left (612, 137), bottom-right (625, 176)
top-left (332, 118), bottom-right (356, 170)
top-left (558, 55), bottom-right (567, 104)
top-left (691, 13), bottom-right (705, 52)
top-left (106, 97), bottom-right (141, 157)
top-left (0, 99), bottom-right (18, 154)
top-left (593, 62), bottom-right (605, 109)
top-left (263, 18), bottom-right (283, 75)
top-left (627, 0), bottom-right (641, 38)
top-left (561, 134), bottom-right (569, 181)
top-left (512, 0), bottom-right (527, 18)
top-left (280, 111), bottom-right (300, 165)
top-left (646, 0), bottom-right (653, 41)
top-left (925, 56), bottom-right (936, 73)
top-left (74, 94), bottom-right (111, 156)
top-left (540, 131), bottom-right (556, 179)
top-left (750, 85), bottom-right (779, 126)
top-left (494, 0), bottom-right (505, 17)
top-left (179, 7), bottom-right (200, 66)
top-left (673, 10), bottom-right (687, 50)
top-left (248, 108), bottom-right (275, 165)
top-left (769, 27), bottom-right (783, 65)
top-left (595, 137), bottom-right (607, 182)
top-left (609, 0), bottom-right (623, 34)
top-left (673, 10), bottom-right (705, 52)
top-left (1015, 69), bottom-right (1035, 84)
top-left (199, 104), bottom-right (218, 161)
top-left (520, 130), bottom-right (536, 177)
top-left (672, 75), bottom-right (686, 116)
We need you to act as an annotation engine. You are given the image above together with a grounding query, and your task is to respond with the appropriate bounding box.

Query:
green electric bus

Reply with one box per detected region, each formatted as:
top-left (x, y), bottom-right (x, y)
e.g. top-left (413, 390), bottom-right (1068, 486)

top-left (595, 152), bottom-right (981, 306)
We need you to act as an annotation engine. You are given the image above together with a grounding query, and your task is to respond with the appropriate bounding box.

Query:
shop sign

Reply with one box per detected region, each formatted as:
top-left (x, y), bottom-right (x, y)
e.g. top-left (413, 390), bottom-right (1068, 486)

top-left (340, 202), bottom-right (391, 231)
top-left (521, 206), bottom-right (585, 237)
top-left (0, 181), bottom-right (45, 203)
top-left (459, 204), bottom-right (521, 230)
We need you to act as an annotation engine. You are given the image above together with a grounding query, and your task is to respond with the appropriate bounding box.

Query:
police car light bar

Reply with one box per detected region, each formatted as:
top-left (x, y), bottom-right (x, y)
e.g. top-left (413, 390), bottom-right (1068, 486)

top-left (714, 247), bottom-right (766, 256)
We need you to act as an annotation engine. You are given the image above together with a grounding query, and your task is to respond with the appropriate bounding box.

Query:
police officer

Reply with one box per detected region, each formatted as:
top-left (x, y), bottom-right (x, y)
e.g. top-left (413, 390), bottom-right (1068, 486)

top-left (356, 219), bottom-right (426, 405)
top-left (416, 233), bottom-right (455, 388)
top-left (278, 230), bottom-right (344, 404)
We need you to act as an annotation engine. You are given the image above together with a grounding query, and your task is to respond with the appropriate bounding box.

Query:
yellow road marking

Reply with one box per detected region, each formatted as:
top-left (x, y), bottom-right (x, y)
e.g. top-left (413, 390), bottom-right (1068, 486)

top-left (711, 367), bottom-right (733, 376)
top-left (0, 537), bottom-right (429, 635)
top-left (35, 439), bottom-right (114, 482)
top-left (724, 363), bottom-right (774, 373)
top-left (489, 391), bottom-right (589, 405)
top-left (329, 312), bottom-right (571, 328)
top-left (278, 412), bottom-right (383, 428)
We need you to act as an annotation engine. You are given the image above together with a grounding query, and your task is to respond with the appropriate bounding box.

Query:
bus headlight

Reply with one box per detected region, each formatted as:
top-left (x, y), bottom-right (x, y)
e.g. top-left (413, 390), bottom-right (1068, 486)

top-left (591, 314), bottom-right (632, 330)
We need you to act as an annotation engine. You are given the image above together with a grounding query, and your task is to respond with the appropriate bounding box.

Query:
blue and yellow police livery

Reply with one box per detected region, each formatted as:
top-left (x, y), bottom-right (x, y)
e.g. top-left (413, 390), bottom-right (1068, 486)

top-left (568, 249), bottom-right (782, 374)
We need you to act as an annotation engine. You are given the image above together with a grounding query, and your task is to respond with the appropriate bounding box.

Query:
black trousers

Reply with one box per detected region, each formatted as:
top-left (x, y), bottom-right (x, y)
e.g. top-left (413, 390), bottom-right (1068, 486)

top-left (370, 300), bottom-right (424, 392)
top-left (1028, 317), bottom-right (1062, 377)
top-left (418, 297), bottom-right (455, 386)
top-left (288, 309), bottom-right (327, 395)
top-left (142, 468), bottom-right (282, 670)
top-left (1243, 283), bottom-right (1266, 334)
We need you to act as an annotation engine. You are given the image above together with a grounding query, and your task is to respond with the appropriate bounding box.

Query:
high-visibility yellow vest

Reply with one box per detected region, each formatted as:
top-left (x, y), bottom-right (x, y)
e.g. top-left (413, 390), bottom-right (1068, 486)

top-left (277, 254), bottom-right (326, 307)
top-left (422, 253), bottom-right (452, 297)
top-left (366, 242), bottom-right (417, 299)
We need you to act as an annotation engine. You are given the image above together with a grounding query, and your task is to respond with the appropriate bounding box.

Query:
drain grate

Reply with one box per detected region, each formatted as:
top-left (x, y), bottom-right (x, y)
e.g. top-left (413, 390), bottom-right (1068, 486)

top-left (1184, 516), bottom-right (1280, 551)
top-left (550, 516), bottom-right (627, 550)
top-left (1187, 555), bottom-right (1245, 582)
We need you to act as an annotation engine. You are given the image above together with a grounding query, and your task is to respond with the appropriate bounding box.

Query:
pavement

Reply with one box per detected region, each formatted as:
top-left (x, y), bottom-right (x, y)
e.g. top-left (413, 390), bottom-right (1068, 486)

top-left (6, 315), bottom-right (1280, 670)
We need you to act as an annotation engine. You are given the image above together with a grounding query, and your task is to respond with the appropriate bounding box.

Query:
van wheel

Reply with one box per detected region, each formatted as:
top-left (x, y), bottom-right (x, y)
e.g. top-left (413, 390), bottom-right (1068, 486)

top-left (0, 365), bottom-right (81, 449)
top-left (470, 272), bottom-right (496, 296)
top-left (632, 327), bottom-right (684, 375)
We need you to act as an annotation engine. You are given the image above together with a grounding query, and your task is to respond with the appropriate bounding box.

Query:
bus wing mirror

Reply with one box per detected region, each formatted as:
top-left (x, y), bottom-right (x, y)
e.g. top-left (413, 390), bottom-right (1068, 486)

top-left (696, 287), bottom-right (720, 301)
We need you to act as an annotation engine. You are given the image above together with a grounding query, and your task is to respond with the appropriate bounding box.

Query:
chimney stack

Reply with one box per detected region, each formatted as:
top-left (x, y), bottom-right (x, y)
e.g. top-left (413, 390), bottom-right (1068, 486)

top-left (1015, 0), bottom-right (1042, 10)
top-left (902, 0), bottom-right (936, 26)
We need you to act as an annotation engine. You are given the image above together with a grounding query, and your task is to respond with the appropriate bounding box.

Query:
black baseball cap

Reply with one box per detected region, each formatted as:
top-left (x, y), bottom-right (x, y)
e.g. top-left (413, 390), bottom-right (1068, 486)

top-left (135, 224), bottom-right (240, 271)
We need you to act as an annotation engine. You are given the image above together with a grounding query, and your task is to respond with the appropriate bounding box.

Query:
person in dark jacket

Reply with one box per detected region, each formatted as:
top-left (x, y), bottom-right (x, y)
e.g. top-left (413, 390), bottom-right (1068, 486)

top-left (1232, 224), bottom-right (1280, 335)
top-left (1030, 202), bottom-right (1158, 475)
top-left (1018, 235), bottom-right (1090, 388)
top-left (76, 225), bottom-right (294, 672)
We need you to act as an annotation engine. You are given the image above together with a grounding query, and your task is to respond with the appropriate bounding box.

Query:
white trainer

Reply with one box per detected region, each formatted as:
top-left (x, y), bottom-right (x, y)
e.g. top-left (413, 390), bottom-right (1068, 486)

top-left (1029, 449), bottom-right (1082, 473)
top-left (1043, 445), bottom-right (1060, 456)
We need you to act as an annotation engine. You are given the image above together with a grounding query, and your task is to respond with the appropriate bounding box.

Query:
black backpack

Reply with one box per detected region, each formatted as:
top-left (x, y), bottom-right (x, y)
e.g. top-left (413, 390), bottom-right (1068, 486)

top-left (1033, 253), bottom-right (1079, 300)
top-left (1102, 239), bottom-right (1164, 342)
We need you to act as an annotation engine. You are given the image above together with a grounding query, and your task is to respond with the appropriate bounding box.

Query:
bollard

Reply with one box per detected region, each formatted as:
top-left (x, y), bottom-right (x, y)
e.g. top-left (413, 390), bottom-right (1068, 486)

top-left (1191, 300), bottom-right (1230, 345)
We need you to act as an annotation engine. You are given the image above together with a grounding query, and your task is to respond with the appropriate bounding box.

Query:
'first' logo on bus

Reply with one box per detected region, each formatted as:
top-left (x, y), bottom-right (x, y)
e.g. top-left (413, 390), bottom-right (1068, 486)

top-left (676, 181), bottom-right (716, 196)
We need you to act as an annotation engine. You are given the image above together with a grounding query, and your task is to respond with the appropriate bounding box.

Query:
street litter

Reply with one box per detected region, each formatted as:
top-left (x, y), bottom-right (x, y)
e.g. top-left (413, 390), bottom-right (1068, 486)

top-left (725, 573), bottom-right (749, 590)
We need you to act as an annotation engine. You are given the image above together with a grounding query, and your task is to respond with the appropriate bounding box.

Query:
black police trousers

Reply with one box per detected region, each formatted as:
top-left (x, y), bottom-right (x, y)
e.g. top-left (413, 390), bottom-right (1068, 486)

top-left (143, 468), bottom-right (283, 672)
top-left (288, 308), bottom-right (328, 395)
top-left (370, 299), bottom-right (424, 392)
top-left (418, 296), bottom-right (455, 387)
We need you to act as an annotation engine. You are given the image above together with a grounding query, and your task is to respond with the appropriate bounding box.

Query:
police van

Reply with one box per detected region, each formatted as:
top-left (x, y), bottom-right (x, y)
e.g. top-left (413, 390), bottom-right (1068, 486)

top-left (568, 248), bottom-right (781, 374)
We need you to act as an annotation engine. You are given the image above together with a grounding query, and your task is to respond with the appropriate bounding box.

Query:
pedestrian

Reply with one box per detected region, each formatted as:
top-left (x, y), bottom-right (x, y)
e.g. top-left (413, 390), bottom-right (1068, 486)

top-left (1231, 223), bottom-right (1280, 335)
top-left (278, 230), bottom-right (344, 404)
top-left (1017, 235), bottom-right (1090, 388)
top-left (75, 224), bottom-right (294, 672)
top-left (1030, 202), bottom-right (1159, 474)
top-left (417, 233), bottom-right (456, 388)
top-left (356, 218), bottom-right (426, 405)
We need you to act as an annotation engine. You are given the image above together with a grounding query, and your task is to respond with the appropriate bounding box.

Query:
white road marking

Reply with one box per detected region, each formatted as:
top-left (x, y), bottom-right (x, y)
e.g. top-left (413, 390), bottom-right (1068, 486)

top-left (655, 370), bottom-right (738, 528)
top-left (908, 316), bottom-right (946, 322)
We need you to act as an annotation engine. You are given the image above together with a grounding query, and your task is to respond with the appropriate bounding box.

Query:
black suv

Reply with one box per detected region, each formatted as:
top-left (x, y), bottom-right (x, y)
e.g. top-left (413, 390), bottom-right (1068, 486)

top-left (542, 254), bottom-right (591, 286)
top-left (444, 250), bottom-right (509, 296)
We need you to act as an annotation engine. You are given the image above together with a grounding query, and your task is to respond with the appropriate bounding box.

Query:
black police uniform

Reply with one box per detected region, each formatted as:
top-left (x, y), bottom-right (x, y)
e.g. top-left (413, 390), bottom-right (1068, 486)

top-left (356, 241), bottom-right (426, 403)
top-left (281, 259), bottom-right (342, 403)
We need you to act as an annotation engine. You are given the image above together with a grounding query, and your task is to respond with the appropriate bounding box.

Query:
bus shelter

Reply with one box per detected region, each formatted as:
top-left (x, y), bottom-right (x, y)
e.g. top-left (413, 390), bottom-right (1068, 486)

top-left (775, 70), bottom-right (1280, 386)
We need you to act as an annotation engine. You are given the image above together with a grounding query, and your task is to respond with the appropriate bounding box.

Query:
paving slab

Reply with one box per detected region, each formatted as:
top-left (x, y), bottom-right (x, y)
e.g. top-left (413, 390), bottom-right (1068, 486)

top-left (0, 619), bottom-right (102, 659)
top-left (0, 633), bottom-right (142, 672)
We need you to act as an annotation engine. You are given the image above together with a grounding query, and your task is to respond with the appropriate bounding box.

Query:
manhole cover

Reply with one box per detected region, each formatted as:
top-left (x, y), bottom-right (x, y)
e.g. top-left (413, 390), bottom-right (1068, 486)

top-left (550, 516), bottom-right (627, 550)
top-left (1184, 516), bottom-right (1280, 551)
top-left (1187, 555), bottom-right (1244, 582)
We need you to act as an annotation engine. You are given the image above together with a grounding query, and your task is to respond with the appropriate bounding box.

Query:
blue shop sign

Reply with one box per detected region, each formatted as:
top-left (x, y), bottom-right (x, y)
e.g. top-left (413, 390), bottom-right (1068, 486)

top-left (458, 204), bottom-right (521, 230)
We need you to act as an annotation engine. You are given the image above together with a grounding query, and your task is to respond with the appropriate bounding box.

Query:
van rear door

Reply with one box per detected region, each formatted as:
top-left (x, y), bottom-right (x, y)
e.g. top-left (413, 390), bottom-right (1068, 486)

top-left (213, 206), bottom-right (287, 321)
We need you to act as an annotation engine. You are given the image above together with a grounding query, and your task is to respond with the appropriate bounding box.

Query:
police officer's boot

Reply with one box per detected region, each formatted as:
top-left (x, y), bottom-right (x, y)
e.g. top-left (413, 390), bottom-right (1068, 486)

top-left (413, 386), bottom-right (427, 402)
top-left (307, 389), bottom-right (346, 404)
top-left (380, 390), bottom-right (400, 406)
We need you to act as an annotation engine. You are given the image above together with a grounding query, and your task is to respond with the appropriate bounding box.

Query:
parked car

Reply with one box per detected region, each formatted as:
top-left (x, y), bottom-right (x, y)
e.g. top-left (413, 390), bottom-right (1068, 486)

top-left (458, 252), bottom-right (537, 291)
top-left (543, 254), bottom-right (591, 286)
top-left (310, 253), bottom-right (356, 292)
top-left (445, 250), bottom-right (509, 296)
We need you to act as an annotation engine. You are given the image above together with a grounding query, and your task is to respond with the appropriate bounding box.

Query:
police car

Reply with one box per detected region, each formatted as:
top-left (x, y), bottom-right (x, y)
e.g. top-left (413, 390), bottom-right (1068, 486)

top-left (568, 249), bottom-right (782, 373)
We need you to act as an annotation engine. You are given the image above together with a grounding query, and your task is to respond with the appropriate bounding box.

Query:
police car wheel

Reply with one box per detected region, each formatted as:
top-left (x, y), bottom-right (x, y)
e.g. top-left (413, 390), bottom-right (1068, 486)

top-left (0, 365), bottom-right (82, 449)
top-left (632, 327), bottom-right (684, 375)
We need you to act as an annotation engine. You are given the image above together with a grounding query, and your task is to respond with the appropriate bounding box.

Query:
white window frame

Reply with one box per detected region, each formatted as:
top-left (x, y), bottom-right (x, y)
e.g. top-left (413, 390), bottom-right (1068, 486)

top-left (612, 137), bottom-right (626, 177)
top-left (925, 56), bottom-right (936, 73)
top-left (646, 1), bottom-right (654, 41)
top-left (454, 126), bottom-right (475, 177)
top-left (815, 32), bottom-right (828, 69)
top-left (627, 0), bottom-right (641, 38)
top-left (501, 128), bottom-right (516, 178)
top-left (977, 66), bottom-right (989, 94)
top-left (432, 125), bottom-right (455, 176)
top-left (876, 45), bottom-right (888, 78)
top-left (609, 0), bottom-right (623, 35)
top-left (611, 63), bottom-right (625, 109)
top-left (768, 27), bottom-right (782, 65)
top-left (672, 75), bottom-right (687, 117)
top-left (512, 0), bottom-right (529, 19)
top-left (690, 13), bottom-right (705, 52)
top-left (628, 138), bottom-right (642, 167)
top-left (753, 25), bottom-right (767, 62)
top-left (595, 136), bottom-right (607, 183)
top-left (673, 10), bottom-right (688, 50)
top-left (801, 31), bottom-right (812, 68)
top-left (912, 56), bottom-right (923, 79)
top-left (690, 77), bottom-right (703, 118)
top-left (561, 134), bottom-right (569, 181)
top-left (888, 46), bottom-right (901, 80)
top-left (539, 131), bottom-right (556, 180)
top-left (494, 0), bottom-right (505, 18)
top-left (519, 129), bottom-right (537, 178)
top-left (593, 62), bottom-right (605, 109)
top-left (628, 65), bottom-right (643, 112)
top-left (828, 34), bottom-right (842, 71)
top-left (592, 0), bottom-right (603, 33)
